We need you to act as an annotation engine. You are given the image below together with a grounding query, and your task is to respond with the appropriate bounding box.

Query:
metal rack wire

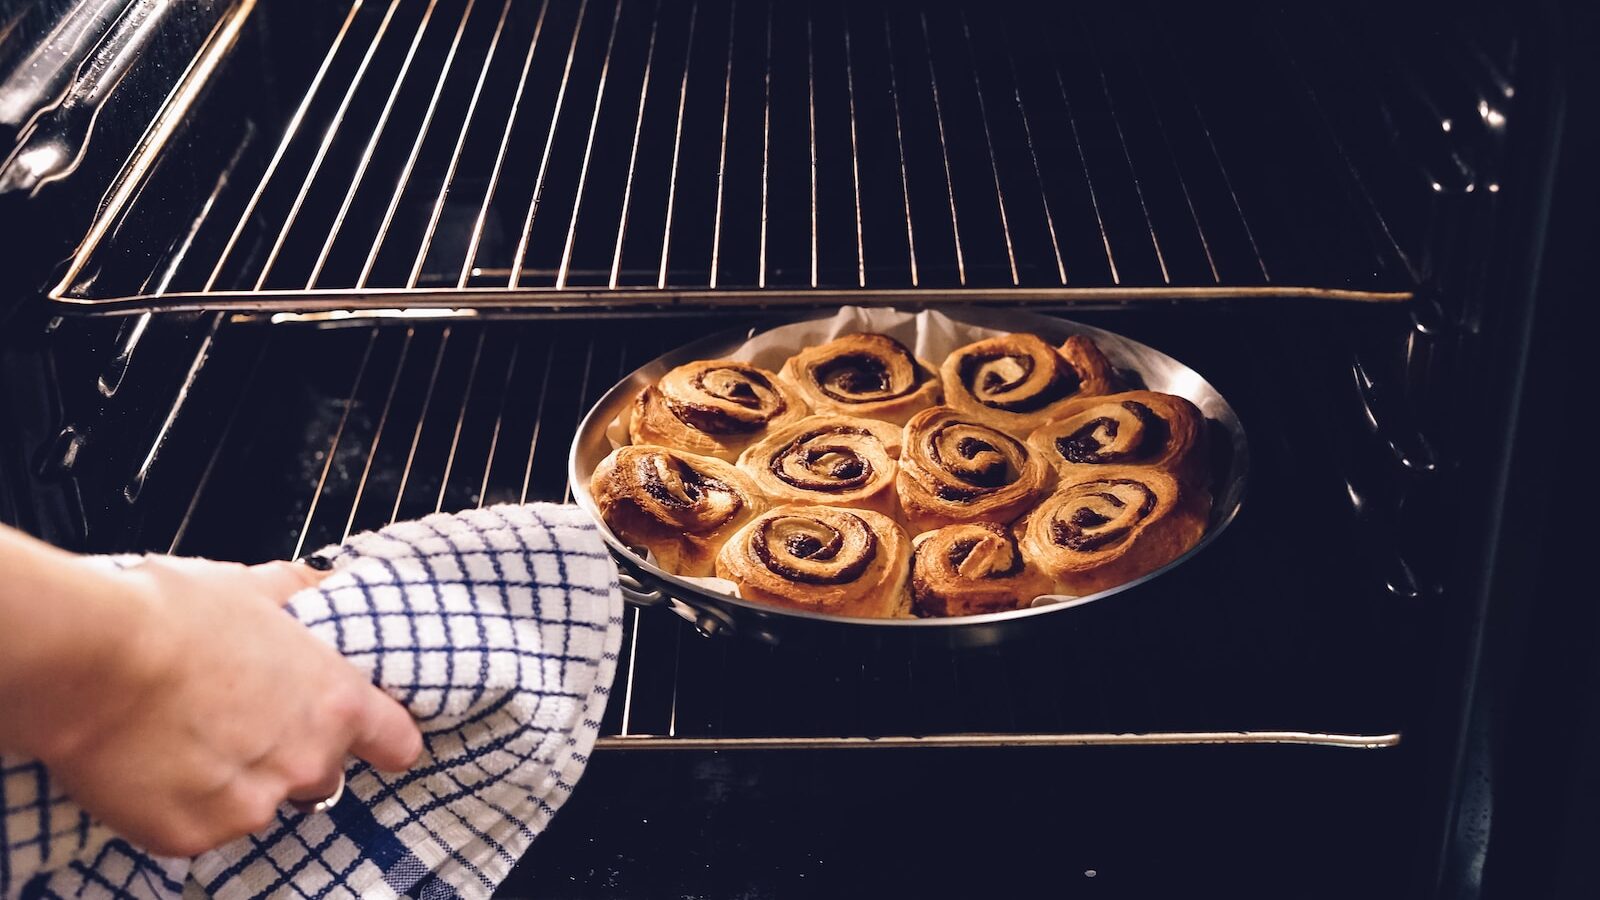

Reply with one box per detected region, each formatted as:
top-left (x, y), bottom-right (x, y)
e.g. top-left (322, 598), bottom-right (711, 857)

top-left (51, 0), bottom-right (1420, 312)
top-left (153, 316), bottom-right (1408, 750)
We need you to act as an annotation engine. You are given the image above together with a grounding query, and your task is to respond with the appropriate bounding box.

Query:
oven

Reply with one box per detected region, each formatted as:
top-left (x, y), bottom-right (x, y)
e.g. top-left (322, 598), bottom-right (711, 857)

top-left (0, 0), bottom-right (1588, 896)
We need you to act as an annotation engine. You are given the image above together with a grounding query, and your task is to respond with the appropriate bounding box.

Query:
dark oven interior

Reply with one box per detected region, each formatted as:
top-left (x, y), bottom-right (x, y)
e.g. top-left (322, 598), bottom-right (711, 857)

top-left (0, 0), bottom-right (1566, 896)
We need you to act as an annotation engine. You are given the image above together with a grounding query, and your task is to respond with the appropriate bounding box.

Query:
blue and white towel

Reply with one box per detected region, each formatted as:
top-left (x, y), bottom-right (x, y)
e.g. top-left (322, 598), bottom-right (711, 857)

top-left (1, 503), bottom-right (623, 900)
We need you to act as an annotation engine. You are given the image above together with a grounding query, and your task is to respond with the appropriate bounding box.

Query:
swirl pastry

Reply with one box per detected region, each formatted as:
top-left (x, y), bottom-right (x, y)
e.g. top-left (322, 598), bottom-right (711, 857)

top-left (910, 522), bottom-right (1056, 618)
top-left (629, 360), bottom-right (809, 461)
top-left (737, 416), bottom-right (903, 516)
top-left (716, 505), bottom-right (912, 618)
top-left (940, 333), bottom-right (1119, 438)
top-left (896, 406), bottom-right (1053, 533)
top-left (592, 445), bottom-right (766, 576)
top-left (1019, 465), bottom-right (1209, 595)
top-left (778, 333), bottom-right (942, 425)
top-left (1026, 390), bottom-right (1208, 488)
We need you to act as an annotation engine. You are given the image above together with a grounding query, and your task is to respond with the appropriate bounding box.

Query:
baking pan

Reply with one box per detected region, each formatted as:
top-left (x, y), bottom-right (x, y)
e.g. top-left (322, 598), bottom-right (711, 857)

top-left (569, 307), bottom-right (1248, 647)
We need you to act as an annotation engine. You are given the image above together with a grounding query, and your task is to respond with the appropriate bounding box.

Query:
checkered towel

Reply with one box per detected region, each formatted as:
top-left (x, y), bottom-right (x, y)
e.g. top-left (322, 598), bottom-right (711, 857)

top-left (1, 503), bottom-right (622, 900)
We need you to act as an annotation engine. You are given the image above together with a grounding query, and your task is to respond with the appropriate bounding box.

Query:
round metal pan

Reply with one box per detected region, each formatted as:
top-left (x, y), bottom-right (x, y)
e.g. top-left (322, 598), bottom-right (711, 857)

top-left (569, 307), bottom-right (1249, 647)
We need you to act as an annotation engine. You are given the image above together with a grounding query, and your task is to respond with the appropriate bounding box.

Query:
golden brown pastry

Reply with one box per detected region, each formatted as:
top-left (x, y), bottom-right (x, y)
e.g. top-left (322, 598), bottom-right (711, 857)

top-left (1026, 390), bottom-right (1208, 488)
top-left (629, 360), bottom-right (809, 461)
top-left (1018, 465), bottom-right (1209, 596)
top-left (940, 333), bottom-right (1119, 438)
top-left (897, 406), bottom-right (1053, 533)
top-left (910, 522), bottom-right (1056, 618)
top-left (592, 445), bottom-right (767, 576)
top-left (736, 416), bottom-right (903, 517)
top-left (778, 333), bottom-right (942, 425)
top-left (715, 505), bottom-right (912, 618)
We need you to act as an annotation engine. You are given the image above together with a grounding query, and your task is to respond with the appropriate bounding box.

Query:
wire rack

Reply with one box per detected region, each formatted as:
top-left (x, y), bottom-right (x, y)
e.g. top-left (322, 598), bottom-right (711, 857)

top-left (50, 0), bottom-right (1425, 312)
top-left (145, 314), bottom-right (1409, 750)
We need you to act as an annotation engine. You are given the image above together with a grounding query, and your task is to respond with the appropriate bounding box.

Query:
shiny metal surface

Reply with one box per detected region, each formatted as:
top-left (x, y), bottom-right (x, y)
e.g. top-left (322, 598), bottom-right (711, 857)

top-left (569, 305), bottom-right (1249, 643)
top-left (0, 0), bottom-right (129, 126)
top-left (35, 0), bottom-right (1436, 312)
top-left (0, 0), bottom-right (182, 194)
top-left (595, 731), bottom-right (1402, 751)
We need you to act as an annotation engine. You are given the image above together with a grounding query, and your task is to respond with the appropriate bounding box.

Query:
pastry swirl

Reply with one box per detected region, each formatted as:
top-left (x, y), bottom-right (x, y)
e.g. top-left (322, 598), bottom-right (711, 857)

top-left (1019, 465), bottom-right (1208, 595)
top-left (896, 406), bottom-right (1052, 533)
top-left (592, 445), bottom-right (766, 576)
top-left (940, 334), bottom-right (1119, 438)
top-left (737, 415), bottom-right (903, 516)
top-left (716, 505), bottom-right (912, 618)
top-left (630, 359), bottom-right (809, 460)
top-left (1026, 390), bottom-right (1208, 487)
top-left (910, 522), bottom-right (1055, 617)
top-left (778, 333), bottom-right (942, 425)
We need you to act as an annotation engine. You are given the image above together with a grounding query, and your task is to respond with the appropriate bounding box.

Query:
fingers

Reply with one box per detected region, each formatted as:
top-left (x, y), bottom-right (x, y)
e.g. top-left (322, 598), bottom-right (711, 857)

top-left (249, 560), bottom-right (332, 607)
top-left (348, 687), bottom-right (424, 773)
top-left (285, 767), bottom-right (346, 806)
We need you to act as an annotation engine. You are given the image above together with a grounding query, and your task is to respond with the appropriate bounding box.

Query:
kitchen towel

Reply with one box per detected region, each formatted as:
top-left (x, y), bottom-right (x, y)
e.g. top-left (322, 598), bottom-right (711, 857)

top-left (1, 502), bottom-right (623, 900)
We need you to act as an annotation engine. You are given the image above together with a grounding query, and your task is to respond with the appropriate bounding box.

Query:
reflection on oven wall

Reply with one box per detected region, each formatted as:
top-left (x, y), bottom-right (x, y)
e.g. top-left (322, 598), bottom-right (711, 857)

top-left (0, 1), bottom-right (1582, 897)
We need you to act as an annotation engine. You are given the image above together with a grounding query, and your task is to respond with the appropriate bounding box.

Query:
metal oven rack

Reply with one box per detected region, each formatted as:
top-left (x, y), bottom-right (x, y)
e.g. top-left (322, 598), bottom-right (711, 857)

top-left (136, 312), bottom-right (1410, 751)
top-left (47, 0), bottom-right (1429, 313)
top-left (26, 0), bottom-right (1514, 753)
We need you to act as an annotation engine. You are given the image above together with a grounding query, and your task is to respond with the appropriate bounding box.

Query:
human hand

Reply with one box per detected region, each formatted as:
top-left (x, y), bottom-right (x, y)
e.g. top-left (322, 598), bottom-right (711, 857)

top-left (14, 556), bottom-right (423, 857)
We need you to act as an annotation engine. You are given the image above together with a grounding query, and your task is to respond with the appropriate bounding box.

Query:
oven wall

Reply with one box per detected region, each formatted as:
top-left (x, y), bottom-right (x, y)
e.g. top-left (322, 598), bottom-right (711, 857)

top-left (0, 3), bottom-right (1576, 899)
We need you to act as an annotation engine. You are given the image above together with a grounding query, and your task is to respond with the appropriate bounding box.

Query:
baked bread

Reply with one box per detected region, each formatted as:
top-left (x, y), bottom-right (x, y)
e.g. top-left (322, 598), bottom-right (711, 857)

top-left (778, 333), bottom-right (941, 425)
top-left (896, 406), bottom-right (1053, 533)
top-left (1026, 390), bottom-right (1208, 488)
top-left (592, 445), bottom-right (766, 576)
top-left (629, 359), bottom-right (809, 461)
top-left (1018, 465), bottom-right (1209, 596)
top-left (910, 522), bottom-right (1056, 617)
top-left (940, 333), bottom-right (1119, 438)
top-left (716, 505), bottom-right (912, 618)
top-left (736, 416), bottom-right (903, 517)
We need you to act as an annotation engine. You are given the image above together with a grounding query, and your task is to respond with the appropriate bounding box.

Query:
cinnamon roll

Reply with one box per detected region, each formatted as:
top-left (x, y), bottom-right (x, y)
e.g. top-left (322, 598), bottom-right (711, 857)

top-left (910, 522), bottom-right (1055, 617)
top-left (716, 505), bottom-right (912, 618)
top-left (736, 416), bottom-right (903, 516)
top-left (630, 360), bottom-right (809, 461)
top-left (940, 333), bottom-right (1119, 438)
top-left (778, 333), bottom-right (942, 425)
top-left (592, 445), bottom-right (767, 576)
top-left (1019, 466), bottom-right (1209, 595)
top-left (897, 406), bottom-right (1053, 533)
top-left (1026, 391), bottom-right (1208, 488)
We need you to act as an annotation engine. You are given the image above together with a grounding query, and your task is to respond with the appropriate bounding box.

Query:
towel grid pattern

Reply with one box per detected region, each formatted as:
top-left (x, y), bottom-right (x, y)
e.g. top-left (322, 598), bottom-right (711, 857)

top-left (2, 503), bottom-right (623, 900)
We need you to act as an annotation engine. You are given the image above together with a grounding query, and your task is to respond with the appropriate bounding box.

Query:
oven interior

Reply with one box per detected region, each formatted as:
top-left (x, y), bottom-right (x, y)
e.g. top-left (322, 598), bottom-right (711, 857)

top-left (0, 0), bottom-right (1554, 895)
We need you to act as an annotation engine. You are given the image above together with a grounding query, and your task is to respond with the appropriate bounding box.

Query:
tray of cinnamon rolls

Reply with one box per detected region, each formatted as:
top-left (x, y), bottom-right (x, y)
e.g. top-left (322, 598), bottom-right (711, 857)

top-left (569, 307), bottom-right (1247, 644)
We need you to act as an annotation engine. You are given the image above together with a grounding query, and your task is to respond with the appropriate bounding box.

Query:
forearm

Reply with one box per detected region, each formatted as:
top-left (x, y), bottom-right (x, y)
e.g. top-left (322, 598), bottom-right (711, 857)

top-left (0, 525), bottom-right (146, 759)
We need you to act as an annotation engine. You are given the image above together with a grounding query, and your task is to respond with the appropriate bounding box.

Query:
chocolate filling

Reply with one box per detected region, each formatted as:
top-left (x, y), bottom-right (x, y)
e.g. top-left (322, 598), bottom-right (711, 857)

top-left (927, 424), bottom-right (1019, 496)
top-left (958, 349), bottom-right (1081, 413)
top-left (816, 355), bottom-right (888, 399)
top-left (1054, 401), bottom-right (1168, 464)
top-left (811, 337), bottom-right (921, 403)
top-left (1049, 479), bottom-right (1158, 552)
top-left (695, 366), bottom-right (774, 407)
top-left (752, 515), bottom-right (877, 584)
top-left (642, 456), bottom-right (732, 511)
top-left (669, 401), bottom-right (767, 435)
top-left (768, 427), bottom-right (875, 492)
top-left (945, 538), bottom-right (980, 569)
top-left (786, 534), bottom-right (826, 558)
top-left (943, 533), bottom-right (1023, 578)
top-left (668, 366), bottom-right (785, 434)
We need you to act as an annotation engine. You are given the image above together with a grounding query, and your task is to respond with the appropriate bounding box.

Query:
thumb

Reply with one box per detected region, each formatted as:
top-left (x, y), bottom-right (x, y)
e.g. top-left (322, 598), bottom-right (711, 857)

top-left (249, 560), bottom-right (332, 608)
top-left (350, 687), bottom-right (424, 772)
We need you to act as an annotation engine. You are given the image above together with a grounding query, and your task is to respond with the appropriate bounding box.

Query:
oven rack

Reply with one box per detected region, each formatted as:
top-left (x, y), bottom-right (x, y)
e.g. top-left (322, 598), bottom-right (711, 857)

top-left (45, 0), bottom-right (1438, 314)
top-left (137, 314), bottom-right (1411, 751)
